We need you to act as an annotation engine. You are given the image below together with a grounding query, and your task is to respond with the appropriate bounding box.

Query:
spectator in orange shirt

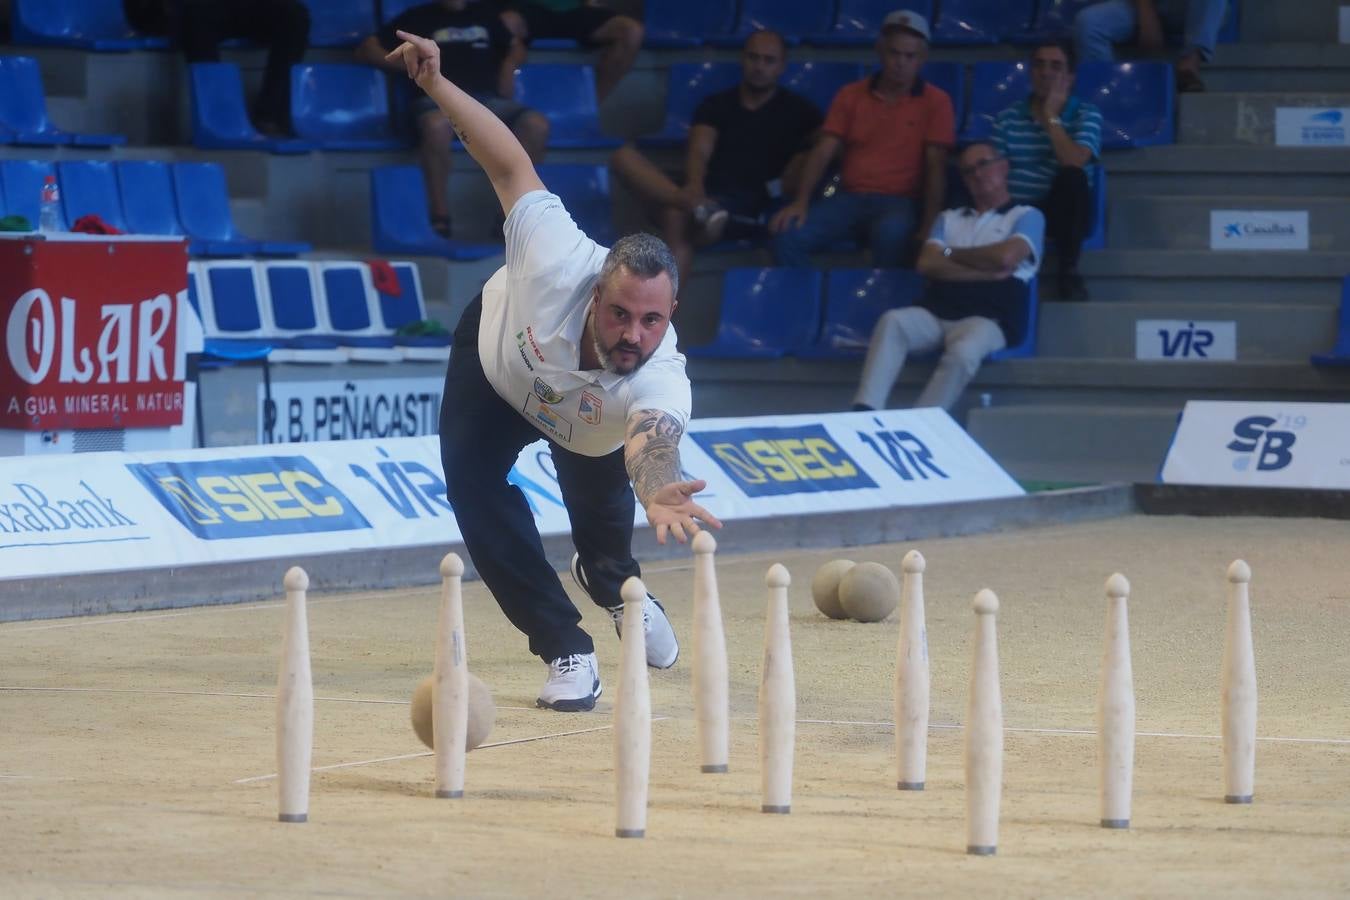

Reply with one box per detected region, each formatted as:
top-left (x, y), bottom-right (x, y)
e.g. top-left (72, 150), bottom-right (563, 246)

top-left (769, 11), bottom-right (954, 269)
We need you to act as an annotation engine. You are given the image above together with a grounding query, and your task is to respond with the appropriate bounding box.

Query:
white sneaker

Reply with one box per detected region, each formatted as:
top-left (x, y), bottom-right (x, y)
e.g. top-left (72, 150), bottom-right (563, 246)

top-left (571, 553), bottom-right (680, 670)
top-left (536, 652), bottom-right (602, 712)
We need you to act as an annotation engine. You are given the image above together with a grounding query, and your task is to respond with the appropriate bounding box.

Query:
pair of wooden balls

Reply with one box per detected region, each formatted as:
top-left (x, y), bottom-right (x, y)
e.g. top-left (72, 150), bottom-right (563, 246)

top-left (410, 673), bottom-right (496, 751)
top-left (812, 560), bottom-right (900, 622)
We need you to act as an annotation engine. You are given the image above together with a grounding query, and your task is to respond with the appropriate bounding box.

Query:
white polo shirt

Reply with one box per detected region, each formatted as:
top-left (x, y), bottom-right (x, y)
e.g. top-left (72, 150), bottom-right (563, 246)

top-left (477, 190), bottom-right (692, 458)
top-left (926, 204), bottom-right (1045, 283)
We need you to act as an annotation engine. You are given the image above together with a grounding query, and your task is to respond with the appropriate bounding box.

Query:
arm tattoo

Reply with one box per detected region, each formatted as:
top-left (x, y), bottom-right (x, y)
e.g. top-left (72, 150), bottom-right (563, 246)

top-left (449, 116), bottom-right (470, 146)
top-left (626, 411), bottom-right (684, 507)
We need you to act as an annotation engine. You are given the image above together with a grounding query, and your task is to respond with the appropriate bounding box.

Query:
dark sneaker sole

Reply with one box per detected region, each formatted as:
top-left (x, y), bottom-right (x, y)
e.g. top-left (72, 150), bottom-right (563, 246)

top-left (536, 680), bottom-right (602, 712)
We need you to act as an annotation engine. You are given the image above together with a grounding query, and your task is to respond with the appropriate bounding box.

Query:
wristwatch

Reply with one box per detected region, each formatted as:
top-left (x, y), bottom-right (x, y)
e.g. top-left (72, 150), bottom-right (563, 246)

top-left (942, 245), bottom-right (953, 258)
top-left (1048, 115), bottom-right (1064, 127)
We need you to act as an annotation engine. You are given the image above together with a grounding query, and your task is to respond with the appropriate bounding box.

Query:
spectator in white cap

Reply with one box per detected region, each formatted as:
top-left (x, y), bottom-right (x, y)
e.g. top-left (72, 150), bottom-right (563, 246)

top-left (769, 9), bottom-right (955, 269)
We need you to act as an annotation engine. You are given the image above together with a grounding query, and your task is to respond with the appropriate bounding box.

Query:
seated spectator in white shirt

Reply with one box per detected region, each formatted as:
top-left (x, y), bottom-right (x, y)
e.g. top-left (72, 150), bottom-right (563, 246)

top-left (853, 142), bottom-right (1045, 412)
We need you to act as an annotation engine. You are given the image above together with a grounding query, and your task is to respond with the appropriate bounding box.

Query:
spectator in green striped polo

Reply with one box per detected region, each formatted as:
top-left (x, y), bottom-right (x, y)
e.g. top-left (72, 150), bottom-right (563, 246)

top-left (990, 39), bottom-right (1102, 302)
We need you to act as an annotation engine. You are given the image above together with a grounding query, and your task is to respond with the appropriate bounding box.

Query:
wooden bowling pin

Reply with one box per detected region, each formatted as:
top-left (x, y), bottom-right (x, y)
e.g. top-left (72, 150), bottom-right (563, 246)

top-left (1222, 560), bottom-right (1256, 804)
top-left (434, 553), bottom-right (468, 799)
top-left (692, 531), bottom-right (729, 774)
top-left (276, 566), bottom-right (313, 823)
top-left (895, 550), bottom-right (930, 791)
top-left (1098, 573), bottom-right (1135, 829)
top-left (965, 589), bottom-right (1002, 855)
top-left (760, 564), bottom-right (795, 814)
top-left (614, 576), bottom-right (651, 838)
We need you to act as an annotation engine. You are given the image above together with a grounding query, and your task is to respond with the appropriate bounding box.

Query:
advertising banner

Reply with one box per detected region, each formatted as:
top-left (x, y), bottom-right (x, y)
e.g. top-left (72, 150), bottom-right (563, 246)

top-left (1274, 107), bottom-right (1350, 147)
top-left (0, 237), bottom-right (189, 431)
top-left (258, 376), bottom-right (444, 444)
top-left (1209, 210), bottom-right (1310, 251)
top-left (0, 409), bottom-right (1022, 581)
top-left (1134, 320), bottom-right (1237, 361)
top-left (1160, 401), bottom-right (1350, 489)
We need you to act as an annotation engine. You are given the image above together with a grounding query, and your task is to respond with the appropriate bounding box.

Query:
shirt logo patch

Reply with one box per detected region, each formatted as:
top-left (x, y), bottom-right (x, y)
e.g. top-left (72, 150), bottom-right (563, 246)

top-left (578, 390), bottom-right (602, 426)
top-left (515, 331), bottom-right (534, 372)
top-left (533, 378), bottom-right (565, 405)
top-left (522, 393), bottom-right (573, 444)
top-left (525, 326), bottom-right (545, 363)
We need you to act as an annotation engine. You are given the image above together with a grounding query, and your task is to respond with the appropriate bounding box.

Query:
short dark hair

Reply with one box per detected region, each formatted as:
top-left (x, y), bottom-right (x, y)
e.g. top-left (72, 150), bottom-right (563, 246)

top-left (743, 29), bottom-right (787, 57)
top-left (599, 232), bottom-right (679, 299)
top-left (958, 139), bottom-right (1000, 162)
top-left (1033, 37), bottom-right (1077, 72)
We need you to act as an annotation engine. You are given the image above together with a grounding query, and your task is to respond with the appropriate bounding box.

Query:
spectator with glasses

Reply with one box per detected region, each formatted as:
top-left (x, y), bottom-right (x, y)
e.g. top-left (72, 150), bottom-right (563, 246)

top-left (990, 39), bottom-right (1101, 302)
top-left (852, 141), bottom-right (1044, 413)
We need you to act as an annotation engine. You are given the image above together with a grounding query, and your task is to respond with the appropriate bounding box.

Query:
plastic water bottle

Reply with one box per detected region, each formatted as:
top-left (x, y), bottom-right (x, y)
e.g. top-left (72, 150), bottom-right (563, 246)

top-left (39, 175), bottom-right (62, 233)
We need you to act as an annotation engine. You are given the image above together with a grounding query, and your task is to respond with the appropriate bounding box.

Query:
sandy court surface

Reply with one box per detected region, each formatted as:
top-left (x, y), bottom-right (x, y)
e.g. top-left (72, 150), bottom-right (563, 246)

top-left (1, 513), bottom-right (1348, 898)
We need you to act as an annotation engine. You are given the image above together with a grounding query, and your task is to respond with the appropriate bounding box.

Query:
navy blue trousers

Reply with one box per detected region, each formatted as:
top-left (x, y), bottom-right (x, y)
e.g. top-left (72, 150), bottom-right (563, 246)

top-left (439, 296), bottom-right (642, 662)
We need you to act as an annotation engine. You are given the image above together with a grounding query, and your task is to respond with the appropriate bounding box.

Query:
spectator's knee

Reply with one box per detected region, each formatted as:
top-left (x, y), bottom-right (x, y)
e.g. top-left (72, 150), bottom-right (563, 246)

top-left (419, 115), bottom-right (453, 151)
top-left (1073, 5), bottom-right (1108, 40)
top-left (515, 111), bottom-right (550, 161)
top-left (940, 344), bottom-right (987, 380)
top-left (611, 16), bottom-right (644, 53)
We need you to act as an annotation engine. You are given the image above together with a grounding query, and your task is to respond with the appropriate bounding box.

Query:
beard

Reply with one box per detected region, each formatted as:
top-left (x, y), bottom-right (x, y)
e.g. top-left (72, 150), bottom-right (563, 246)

top-left (593, 331), bottom-right (650, 375)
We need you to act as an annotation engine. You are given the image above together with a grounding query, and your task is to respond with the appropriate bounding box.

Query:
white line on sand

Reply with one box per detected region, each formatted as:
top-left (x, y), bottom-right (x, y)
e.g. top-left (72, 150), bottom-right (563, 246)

top-left (233, 719), bottom-right (669, 785)
top-left (0, 686), bottom-right (534, 711)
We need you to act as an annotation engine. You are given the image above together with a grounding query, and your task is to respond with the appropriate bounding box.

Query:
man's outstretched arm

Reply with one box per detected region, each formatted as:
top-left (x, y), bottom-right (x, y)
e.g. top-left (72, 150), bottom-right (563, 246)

top-left (624, 409), bottom-right (722, 545)
top-left (386, 29), bottom-right (544, 215)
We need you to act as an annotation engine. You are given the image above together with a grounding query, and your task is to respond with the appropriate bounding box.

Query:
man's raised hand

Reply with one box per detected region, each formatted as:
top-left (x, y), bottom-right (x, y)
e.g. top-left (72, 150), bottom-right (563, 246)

top-left (386, 30), bottom-right (440, 89)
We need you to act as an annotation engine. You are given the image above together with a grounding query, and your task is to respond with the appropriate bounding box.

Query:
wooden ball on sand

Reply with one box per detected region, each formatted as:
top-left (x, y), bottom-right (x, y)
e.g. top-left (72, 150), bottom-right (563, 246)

top-left (839, 562), bottom-right (900, 623)
top-left (811, 559), bottom-right (856, 619)
top-left (410, 673), bottom-right (496, 751)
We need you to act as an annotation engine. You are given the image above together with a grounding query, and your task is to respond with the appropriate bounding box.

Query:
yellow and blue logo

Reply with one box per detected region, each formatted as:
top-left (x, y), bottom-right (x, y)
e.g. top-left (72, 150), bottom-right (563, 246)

top-left (127, 456), bottom-right (370, 539)
top-left (691, 425), bottom-right (876, 497)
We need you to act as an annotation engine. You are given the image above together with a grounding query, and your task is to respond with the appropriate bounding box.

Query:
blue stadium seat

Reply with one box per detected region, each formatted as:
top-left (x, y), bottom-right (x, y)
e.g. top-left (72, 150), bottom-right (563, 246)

top-left (368, 165), bottom-right (503, 261)
top-left (643, 0), bottom-right (737, 48)
top-left (1027, 0), bottom-right (1098, 40)
top-left (290, 64), bottom-right (407, 150)
top-left (298, 0), bottom-right (376, 48)
top-left (0, 56), bottom-right (126, 146)
top-left (259, 261), bottom-right (346, 361)
top-left (376, 261), bottom-right (451, 358)
top-left (706, 0), bottom-right (837, 48)
top-left (798, 268), bottom-right (925, 359)
top-left (173, 162), bottom-right (312, 257)
top-left (117, 161), bottom-right (184, 237)
top-left (317, 261), bottom-right (403, 360)
top-left (0, 159), bottom-right (64, 230)
top-left (379, 0), bottom-right (423, 23)
top-left (782, 62), bottom-right (864, 117)
top-left (10, 0), bottom-right (170, 50)
top-left (56, 160), bottom-right (127, 232)
top-left (514, 64), bottom-right (618, 149)
top-left (809, 0), bottom-right (933, 46)
top-left (1082, 164), bottom-right (1107, 251)
top-left (964, 61), bottom-right (1029, 141)
top-left (987, 276), bottom-right (1039, 360)
top-left (687, 268), bottom-right (823, 359)
top-left (0, 172), bottom-right (7, 216)
top-left (1075, 61), bottom-right (1175, 148)
top-left (639, 62), bottom-right (741, 147)
top-left (921, 61), bottom-right (966, 133)
top-left (537, 164), bottom-right (616, 247)
top-left (933, 0), bottom-right (1037, 44)
top-left (189, 63), bottom-right (314, 154)
top-left (1310, 276), bottom-right (1350, 367)
top-left (195, 260), bottom-right (277, 360)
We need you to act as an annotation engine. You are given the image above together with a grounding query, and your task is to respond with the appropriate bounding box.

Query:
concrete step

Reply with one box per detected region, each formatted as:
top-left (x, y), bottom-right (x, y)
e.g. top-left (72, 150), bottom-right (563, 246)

top-left (1236, 0), bottom-right (1347, 44)
top-left (1178, 92), bottom-right (1350, 145)
top-left (1106, 145), bottom-right (1350, 196)
top-left (1206, 43), bottom-right (1350, 91)
top-left (1109, 195), bottom-right (1350, 251)
top-left (1036, 301), bottom-right (1336, 360)
top-left (966, 404), bottom-right (1180, 484)
top-left (1073, 248), bottom-right (1348, 304)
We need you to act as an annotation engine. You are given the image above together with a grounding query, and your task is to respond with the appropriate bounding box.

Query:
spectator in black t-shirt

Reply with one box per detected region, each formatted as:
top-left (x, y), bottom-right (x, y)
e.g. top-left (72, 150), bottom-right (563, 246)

top-left (357, 0), bottom-right (548, 238)
top-left (125, 0), bottom-right (310, 135)
top-left (608, 30), bottom-right (821, 291)
top-left (490, 1), bottom-right (643, 102)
